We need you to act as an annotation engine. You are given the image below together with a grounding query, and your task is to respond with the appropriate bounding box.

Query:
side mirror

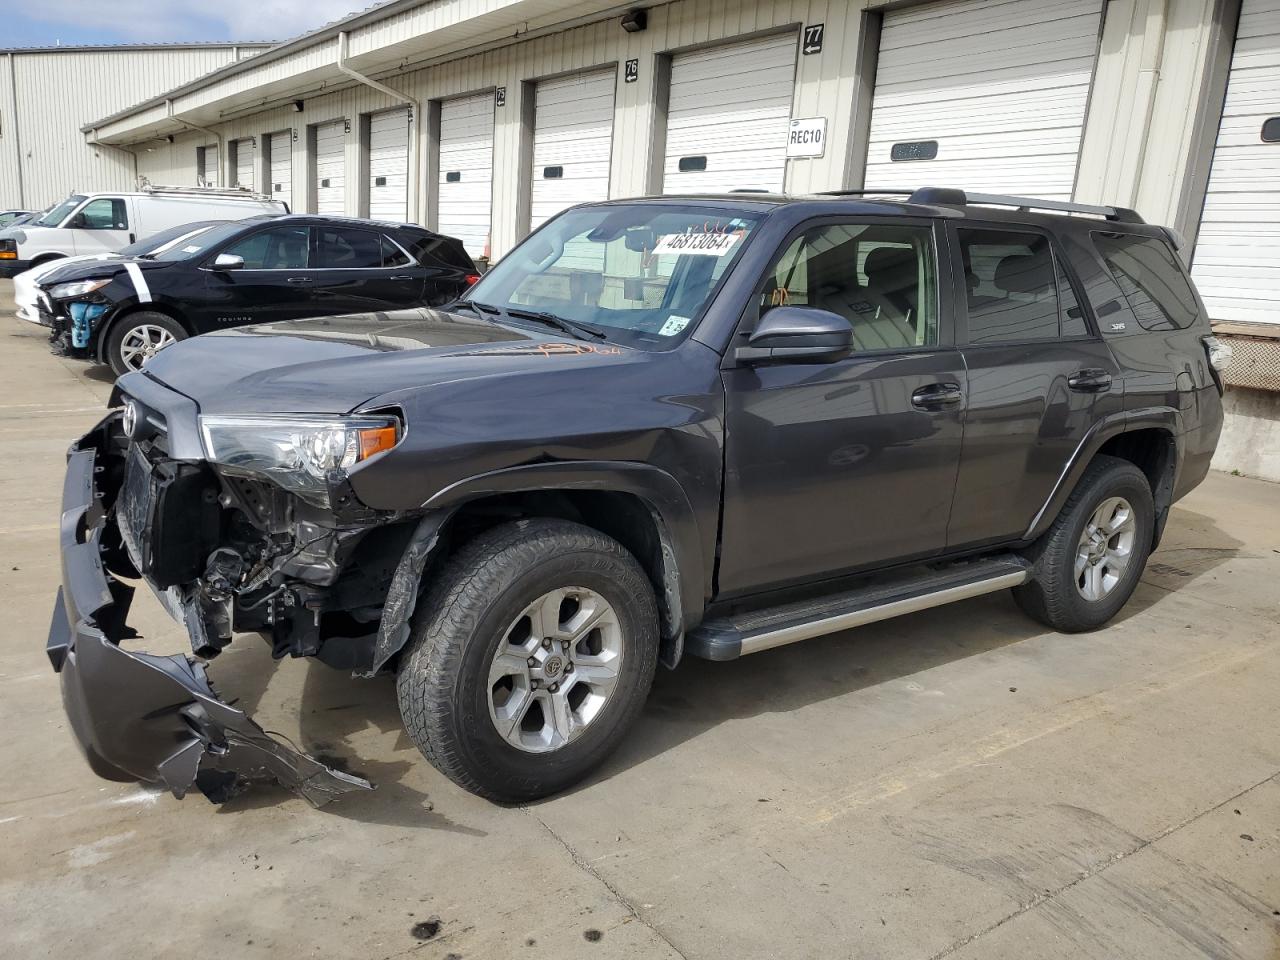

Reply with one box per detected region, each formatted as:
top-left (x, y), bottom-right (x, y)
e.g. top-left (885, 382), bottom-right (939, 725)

top-left (735, 306), bottom-right (854, 365)
top-left (68, 213), bottom-right (87, 229)
top-left (212, 253), bottom-right (245, 271)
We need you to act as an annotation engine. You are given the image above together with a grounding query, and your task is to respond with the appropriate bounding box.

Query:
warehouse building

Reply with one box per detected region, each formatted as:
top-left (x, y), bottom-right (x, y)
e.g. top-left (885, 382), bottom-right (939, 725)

top-left (69, 0), bottom-right (1280, 477)
top-left (1, 42), bottom-right (273, 209)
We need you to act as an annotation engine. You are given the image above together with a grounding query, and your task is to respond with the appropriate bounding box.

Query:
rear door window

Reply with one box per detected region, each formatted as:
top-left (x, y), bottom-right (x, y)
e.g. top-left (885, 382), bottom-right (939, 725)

top-left (1091, 232), bottom-right (1199, 331)
top-left (380, 235), bottom-right (413, 268)
top-left (315, 227), bottom-right (385, 269)
top-left (957, 229), bottom-right (1084, 343)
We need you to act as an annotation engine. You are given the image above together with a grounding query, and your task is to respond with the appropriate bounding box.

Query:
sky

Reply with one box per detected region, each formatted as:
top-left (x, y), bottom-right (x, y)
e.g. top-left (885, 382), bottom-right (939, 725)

top-left (2, 1), bottom-right (367, 47)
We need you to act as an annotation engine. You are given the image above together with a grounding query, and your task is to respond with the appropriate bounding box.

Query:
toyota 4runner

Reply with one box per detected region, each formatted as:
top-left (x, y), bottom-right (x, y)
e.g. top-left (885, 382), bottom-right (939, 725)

top-left (48, 187), bottom-right (1228, 806)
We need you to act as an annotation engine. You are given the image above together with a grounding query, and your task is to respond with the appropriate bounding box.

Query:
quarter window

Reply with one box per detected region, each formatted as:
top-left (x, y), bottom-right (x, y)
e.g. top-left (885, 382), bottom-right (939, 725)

top-left (1092, 232), bottom-right (1198, 331)
top-left (761, 223), bottom-right (938, 350)
top-left (221, 226), bottom-right (310, 269)
top-left (958, 229), bottom-right (1081, 343)
top-left (380, 235), bottom-right (412, 268)
top-left (76, 198), bottom-right (128, 231)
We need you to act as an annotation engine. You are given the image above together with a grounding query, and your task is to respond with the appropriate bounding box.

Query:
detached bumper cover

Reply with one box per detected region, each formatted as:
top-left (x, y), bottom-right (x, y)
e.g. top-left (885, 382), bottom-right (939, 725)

top-left (48, 437), bottom-right (372, 806)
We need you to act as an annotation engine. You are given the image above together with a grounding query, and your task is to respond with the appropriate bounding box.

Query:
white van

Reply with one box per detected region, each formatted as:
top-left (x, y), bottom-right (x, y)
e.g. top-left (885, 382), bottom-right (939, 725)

top-left (0, 186), bottom-right (286, 279)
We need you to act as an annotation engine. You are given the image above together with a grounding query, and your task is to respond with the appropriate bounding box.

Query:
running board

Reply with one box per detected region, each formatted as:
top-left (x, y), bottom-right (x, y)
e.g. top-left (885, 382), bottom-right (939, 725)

top-left (686, 555), bottom-right (1031, 661)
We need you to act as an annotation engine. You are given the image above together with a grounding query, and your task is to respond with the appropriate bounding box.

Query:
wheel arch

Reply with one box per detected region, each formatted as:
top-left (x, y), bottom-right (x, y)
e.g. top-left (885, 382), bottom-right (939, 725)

top-left (94, 302), bottom-right (192, 364)
top-left (367, 462), bottom-right (707, 676)
top-left (1026, 409), bottom-right (1182, 549)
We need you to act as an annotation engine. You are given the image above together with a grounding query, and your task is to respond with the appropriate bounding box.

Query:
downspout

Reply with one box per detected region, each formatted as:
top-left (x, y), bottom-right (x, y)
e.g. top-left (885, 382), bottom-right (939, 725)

top-left (170, 100), bottom-right (224, 185)
top-left (336, 30), bottom-right (422, 223)
top-left (1124, 0), bottom-right (1170, 206)
top-left (6, 53), bottom-right (25, 206)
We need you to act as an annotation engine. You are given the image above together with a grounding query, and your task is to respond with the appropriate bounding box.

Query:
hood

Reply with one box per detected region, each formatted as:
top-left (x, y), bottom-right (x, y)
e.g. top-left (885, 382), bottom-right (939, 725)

top-left (141, 308), bottom-right (638, 416)
top-left (38, 256), bottom-right (166, 288)
top-left (26, 253), bottom-right (118, 282)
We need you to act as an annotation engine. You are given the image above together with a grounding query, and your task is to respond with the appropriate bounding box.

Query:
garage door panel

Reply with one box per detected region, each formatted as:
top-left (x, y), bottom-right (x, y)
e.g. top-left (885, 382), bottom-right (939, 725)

top-left (314, 121), bottom-right (346, 215)
top-left (530, 71), bottom-right (615, 231)
top-left (268, 132), bottom-right (292, 204)
top-left (1191, 0), bottom-right (1280, 324)
top-left (663, 34), bottom-right (796, 195)
top-left (233, 139), bottom-right (255, 191)
top-left (368, 108), bottom-right (409, 222)
top-left (866, 0), bottom-right (1103, 201)
top-left (438, 92), bottom-right (494, 258)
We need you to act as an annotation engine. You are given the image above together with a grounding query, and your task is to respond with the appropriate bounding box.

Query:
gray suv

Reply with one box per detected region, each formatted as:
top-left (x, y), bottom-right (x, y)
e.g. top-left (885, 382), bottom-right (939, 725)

top-left (47, 187), bottom-right (1227, 807)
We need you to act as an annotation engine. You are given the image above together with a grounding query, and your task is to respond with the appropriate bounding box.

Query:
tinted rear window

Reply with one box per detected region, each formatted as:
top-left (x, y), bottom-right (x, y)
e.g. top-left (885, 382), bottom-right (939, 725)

top-left (1091, 232), bottom-right (1199, 331)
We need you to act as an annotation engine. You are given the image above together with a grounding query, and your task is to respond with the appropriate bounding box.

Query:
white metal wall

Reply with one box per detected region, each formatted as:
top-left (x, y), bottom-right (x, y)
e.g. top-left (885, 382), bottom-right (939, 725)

top-left (438, 92), bottom-right (495, 259)
top-left (313, 120), bottom-right (347, 215)
top-left (662, 34), bottom-right (798, 194)
top-left (865, 0), bottom-right (1106, 200)
top-left (368, 107), bottom-right (410, 221)
top-left (0, 45), bottom-right (265, 209)
top-left (529, 69), bottom-right (616, 231)
top-left (1192, 0), bottom-right (1280, 325)
top-left (268, 131), bottom-right (293, 206)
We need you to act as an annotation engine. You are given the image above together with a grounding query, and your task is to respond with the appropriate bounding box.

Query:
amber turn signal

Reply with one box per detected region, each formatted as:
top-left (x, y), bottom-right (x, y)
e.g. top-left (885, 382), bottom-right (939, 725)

top-left (358, 424), bottom-right (399, 460)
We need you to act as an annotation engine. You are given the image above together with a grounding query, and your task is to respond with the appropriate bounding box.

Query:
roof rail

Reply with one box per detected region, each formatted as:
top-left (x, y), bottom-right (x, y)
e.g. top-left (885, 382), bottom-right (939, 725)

top-left (907, 187), bottom-right (1145, 223)
top-left (136, 181), bottom-right (276, 203)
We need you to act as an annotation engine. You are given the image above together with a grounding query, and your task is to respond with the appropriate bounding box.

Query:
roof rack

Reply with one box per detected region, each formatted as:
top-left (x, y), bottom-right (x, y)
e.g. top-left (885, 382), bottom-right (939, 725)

top-left (817, 186), bottom-right (1144, 223)
top-left (136, 180), bottom-right (275, 203)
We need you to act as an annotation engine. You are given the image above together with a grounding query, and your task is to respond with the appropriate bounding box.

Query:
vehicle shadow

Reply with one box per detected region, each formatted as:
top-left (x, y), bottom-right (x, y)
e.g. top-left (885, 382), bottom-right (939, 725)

top-left (563, 505), bottom-right (1247, 797)
top-left (206, 506), bottom-right (1243, 820)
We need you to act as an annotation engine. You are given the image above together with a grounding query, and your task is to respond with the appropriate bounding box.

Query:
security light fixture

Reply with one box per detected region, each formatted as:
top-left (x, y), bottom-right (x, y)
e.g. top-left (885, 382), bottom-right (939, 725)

top-left (292, 100), bottom-right (305, 113)
top-left (621, 9), bottom-right (647, 32)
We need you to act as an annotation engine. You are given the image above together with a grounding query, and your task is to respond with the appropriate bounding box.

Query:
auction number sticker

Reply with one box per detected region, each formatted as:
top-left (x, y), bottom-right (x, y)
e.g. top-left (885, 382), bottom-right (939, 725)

top-left (652, 231), bottom-right (740, 256)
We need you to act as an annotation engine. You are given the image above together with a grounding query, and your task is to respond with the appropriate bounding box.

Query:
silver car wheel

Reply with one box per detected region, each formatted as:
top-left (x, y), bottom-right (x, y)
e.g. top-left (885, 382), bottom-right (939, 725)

top-left (1075, 496), bottom-right (1137, 601)
top-left (118, 324), bottom-right (177, 370)
top-left (487, 587), bottom-right (624, 754)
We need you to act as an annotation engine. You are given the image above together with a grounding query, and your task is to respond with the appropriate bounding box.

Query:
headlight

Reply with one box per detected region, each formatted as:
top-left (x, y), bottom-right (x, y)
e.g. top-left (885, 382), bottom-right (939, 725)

top-left (48, 278), bottom-right (111, 299)
top-left (199, 414), bottom-right (401, 506)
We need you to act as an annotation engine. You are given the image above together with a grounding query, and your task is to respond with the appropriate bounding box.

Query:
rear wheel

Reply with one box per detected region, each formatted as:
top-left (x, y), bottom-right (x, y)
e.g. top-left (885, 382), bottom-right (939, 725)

top-left (106, 312), bottom-right (186, 376)
top-left (1014, 455), bottom-right (1154, 632)
top-left (396, 518), bottom-right (659, 802)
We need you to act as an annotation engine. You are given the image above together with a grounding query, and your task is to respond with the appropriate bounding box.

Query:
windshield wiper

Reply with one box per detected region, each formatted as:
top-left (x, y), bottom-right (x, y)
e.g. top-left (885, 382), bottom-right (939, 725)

top-left (460, 300), bottom-right (607, 341)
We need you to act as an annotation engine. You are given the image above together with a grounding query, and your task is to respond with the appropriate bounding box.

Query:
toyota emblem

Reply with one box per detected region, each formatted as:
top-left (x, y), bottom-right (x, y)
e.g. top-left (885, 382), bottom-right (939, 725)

top-left (122, 400), bottom-right (138, 438)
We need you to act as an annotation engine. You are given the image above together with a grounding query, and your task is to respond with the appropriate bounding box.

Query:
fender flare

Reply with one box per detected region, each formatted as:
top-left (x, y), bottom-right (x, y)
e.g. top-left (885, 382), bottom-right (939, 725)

top-left (365, 461), bottom-right (707, 676)
top-left (1023, 407), bottom-right (1183, 544)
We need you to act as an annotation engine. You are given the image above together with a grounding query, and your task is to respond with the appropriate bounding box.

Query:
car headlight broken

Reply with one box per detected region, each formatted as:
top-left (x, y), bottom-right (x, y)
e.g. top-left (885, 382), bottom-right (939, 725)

top-left (199, 414), bottom-right (401, 506)
top-left (48, 278), bottom-right (112, 299)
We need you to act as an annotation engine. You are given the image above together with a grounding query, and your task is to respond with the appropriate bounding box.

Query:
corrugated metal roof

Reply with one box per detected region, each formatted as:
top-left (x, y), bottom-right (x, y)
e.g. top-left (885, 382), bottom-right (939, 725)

top-left (0, 42), bottom-right (275, 54)
top-left (83, 0), bottom-right (430, 131)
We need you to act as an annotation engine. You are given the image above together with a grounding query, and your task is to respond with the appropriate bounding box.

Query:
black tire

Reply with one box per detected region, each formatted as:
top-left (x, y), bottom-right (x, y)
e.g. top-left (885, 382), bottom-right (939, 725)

top-left (105, 312), bottom-right (187, 377)
top-left (1013, 455), bottom-right (1154, 632)
top-left (396, 518), bottom-right (660, 802)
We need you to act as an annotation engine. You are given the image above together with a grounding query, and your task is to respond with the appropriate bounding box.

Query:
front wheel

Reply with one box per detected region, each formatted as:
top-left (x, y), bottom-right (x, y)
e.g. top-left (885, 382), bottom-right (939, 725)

top-left (106, 312), bottom-right (187, 376)
top-left (1014, 455), bottom-right (1154, 632)
top-left (396, 518), bottom-right (659, 802)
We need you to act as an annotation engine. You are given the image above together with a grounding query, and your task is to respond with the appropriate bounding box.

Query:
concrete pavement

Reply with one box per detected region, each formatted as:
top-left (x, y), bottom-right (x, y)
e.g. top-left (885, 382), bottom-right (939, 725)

top-left (0, 279), bottom-right (1276, 960)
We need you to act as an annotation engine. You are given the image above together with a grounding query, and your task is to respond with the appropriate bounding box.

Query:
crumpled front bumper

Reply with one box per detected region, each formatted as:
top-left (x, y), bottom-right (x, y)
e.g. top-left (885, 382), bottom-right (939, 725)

top-left (47, 428), bottom-right (373, 806)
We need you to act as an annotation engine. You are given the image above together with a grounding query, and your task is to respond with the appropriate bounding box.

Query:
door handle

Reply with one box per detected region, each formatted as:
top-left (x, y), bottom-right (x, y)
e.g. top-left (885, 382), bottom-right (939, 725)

top-left (911, 382), bottom-right (963, 409)
top-left (286, 276), bottom-right (313, 283)
top-left (1068, 368), bottom-right (1113, 392)
top-left (388, 275), bottom-right (415, 281)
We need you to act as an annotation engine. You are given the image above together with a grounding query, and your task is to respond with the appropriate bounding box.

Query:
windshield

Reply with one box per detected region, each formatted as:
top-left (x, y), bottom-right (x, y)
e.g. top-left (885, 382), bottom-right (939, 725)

top-left (150, 221), bottom-right (251, 262)
top-left (36, 196), bottom-right (86, 227)
top-left (121, 222), bottom-right (222, 258)
top-left (466, 203), bottom-right (763, 348)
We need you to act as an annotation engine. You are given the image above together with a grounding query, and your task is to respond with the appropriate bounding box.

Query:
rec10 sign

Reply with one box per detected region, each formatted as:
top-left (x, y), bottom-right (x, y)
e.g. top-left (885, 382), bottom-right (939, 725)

top-left (786, 117), bottom-right (827, 159)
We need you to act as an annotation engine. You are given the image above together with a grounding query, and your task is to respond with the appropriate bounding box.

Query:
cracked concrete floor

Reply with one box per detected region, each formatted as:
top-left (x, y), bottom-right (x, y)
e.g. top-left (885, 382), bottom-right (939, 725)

top-left (0, 279), bottom-right (1277, 960)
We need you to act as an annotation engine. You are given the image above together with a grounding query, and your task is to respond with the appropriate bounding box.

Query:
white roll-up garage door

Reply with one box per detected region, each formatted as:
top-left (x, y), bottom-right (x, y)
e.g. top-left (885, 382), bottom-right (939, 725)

top-left (369, 108), bottom-right (410, 222)
top-left (663, 34), bottom-right (797, 194)
top-left (438, 92), bottom-right (494, 259)
top-left (313, 120), bottom-right (346, 215)
top-left (1191, 0), bottom-right (1280, 325)
top-left (865, 0), bottom-right (1105, 200)
top-left (268, 131), bottom-right (292, 207)
top-left (232, 138), bottom-right (255, 191)
top-left (197, 146), bottom-right (219, 187)
top-left (530, 69), bottom-right (615, 231)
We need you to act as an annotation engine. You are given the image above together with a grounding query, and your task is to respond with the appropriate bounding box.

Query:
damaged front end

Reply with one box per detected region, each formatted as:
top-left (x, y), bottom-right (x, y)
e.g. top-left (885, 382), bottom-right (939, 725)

top-left (48, 407), bottom-right (387, 806)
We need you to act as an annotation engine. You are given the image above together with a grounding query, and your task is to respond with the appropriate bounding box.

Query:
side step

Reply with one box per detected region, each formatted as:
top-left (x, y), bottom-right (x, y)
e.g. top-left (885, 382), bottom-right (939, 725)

top-left (685, 554), bottom-right (1031, 661)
